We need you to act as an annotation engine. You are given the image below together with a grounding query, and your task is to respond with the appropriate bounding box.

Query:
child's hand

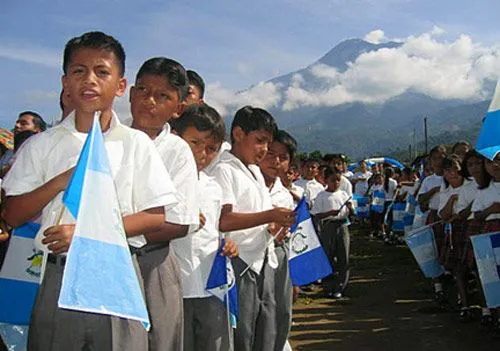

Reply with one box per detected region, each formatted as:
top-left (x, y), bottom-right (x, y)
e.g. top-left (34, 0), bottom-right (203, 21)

top-left (42, 224), bottom-right (75, 255)
top-left (271, 207), bottom-right (296, 227)
top-left (330, 209), bottom-right (340, 216)
top-left (199, 212), bottom-right (206, 229)
top-left (221, 238), bottom-right (239, 258)
top-left (486, 202), bottom-right (500, 215)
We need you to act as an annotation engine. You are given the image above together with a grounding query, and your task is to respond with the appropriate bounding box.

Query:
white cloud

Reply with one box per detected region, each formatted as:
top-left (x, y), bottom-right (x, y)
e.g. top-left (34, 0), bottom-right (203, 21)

top-left (364, 29), bottom-right (386, 44)
top-left (282, 28), bottom-right (500, 110)
top-left (0, 44), bottom-right (60, 68)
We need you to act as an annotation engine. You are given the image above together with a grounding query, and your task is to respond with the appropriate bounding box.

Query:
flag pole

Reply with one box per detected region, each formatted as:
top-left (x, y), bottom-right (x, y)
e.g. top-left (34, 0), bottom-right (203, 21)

top-left (224, 255), bottom-right (234, 351)
top-left (239, 227), bottom-right (284, 278)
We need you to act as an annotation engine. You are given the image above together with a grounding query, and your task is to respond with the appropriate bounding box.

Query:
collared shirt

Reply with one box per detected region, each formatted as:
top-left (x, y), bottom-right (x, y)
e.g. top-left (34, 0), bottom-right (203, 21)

top-left (210, 150), bottom-right (277, 274)
top-left (456, 179), bottom-right (479, 220)
top-left (3, 111), bottom-right (177, 251)
top-left (384, 178), bottom-right (398, 200)
top-left (293, 178), bottom-right (325, 207)
top-left (203, 141), bottom-right (231, 174)
top-left (353, 171), bottom-right (372, 196)
top-left (438, 180), bottom-right (468, 215)
top-left (418, 174), bottom-right (443, 210)
top-left (311, 189), bottom-right (350, 218)
top-left (270, 177), bottom-right (294, 210)
top-left (339, 175), bottom-right (353, 197)
top-left (178, 172), bottom-right (222, 298)
top-left (471, 181), bottom-right (500, 221)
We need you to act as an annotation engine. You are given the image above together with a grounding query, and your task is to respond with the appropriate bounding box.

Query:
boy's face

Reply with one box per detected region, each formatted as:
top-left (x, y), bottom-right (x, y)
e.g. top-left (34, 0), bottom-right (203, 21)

top-left (185, 84), bottom-right (203, 105)
top-left (232, 127), bottom-right (272, 165)
top-left (260, 141), bottom-right (291, 180)
top-left (430, 150), bottom-right (446, 171)
top-left (62, 48), bottom-right (126, 116)
top-left (130, 74), bottom-right (183, 131)
top-left (329, 158), bottom-right (343, 172)
top-left (180, 126), bottom-right (220, 171)
top-left (304, 161), bottom-right (319, 179)
top-left (326, 174), bottom-right (341, 191)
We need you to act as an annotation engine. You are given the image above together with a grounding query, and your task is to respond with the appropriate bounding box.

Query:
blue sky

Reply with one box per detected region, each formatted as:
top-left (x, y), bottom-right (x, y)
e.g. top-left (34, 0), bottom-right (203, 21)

top-left (1, 0), bottom-right (500, 126)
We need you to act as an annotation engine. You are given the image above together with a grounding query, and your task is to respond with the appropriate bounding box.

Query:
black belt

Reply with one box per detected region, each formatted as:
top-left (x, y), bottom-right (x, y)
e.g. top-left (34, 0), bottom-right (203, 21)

top-left (323, 217), bottom-right (348, 225)
top-left (129, 242), bottom-right (169, 257)
top-left (47, 254), bottom-right (67, 266)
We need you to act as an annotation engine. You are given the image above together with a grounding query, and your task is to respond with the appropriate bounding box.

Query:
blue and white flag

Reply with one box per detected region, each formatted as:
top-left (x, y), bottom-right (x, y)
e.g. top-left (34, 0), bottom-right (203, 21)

top-left (289, 197), bottom-right (333, 286)
top-left (206, 238), bottom-right (238, 328)
top-left (476, 79), bottom-right (500, 160)
top-left (371, 190), bottom-right (385, 214)
top-left (353, 194), bottom-right (369, 218)
top-left (58, 115), bottom-right (150, 330)
top-left (405, 225), bottom-right (445, 278)
top-left (470, 231), bottom-right (500, 308)
top-left (0, 222), bottom-right (41, 351)
top-left (391, 202), bottom-right (406, 232)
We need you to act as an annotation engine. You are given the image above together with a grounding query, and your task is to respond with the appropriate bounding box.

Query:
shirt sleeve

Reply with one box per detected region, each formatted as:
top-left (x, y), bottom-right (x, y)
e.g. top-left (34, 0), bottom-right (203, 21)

top-left (212, 164), bottom-right (237, 207)
top-left (310, 192), bottom-right (324, 215)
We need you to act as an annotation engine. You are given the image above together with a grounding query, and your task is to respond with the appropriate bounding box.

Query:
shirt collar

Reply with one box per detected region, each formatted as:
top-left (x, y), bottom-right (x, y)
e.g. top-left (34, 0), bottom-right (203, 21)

top-left (61, 110), bottom-right (122, 136)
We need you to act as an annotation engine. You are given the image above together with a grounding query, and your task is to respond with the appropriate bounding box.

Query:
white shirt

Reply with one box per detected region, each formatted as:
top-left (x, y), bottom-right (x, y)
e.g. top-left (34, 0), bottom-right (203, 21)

top-left (418, 174), bottom-right (443, 210)
top-left (3, 111), bottom-right (178, 251)
top-left (294, 178), bottom-right (325, 207)
top-left (311, 189), bottom-right (350, 219)
top-left (290, 183), bottom-right (305, 206)
top-left (340, 175), bottom-right (353, 197)
top-left (270, 177), bottom-right (294, 210)
top-left (178, 172), bottom-right (222, 298)
top-left (456, 179), bottom-right (479, 220)
top-left (343, 171), bottom-right (354, 180)
top-left (471, 181), bottom-right (500, 221)
top-left (204, 141), bottom-right (231, 174)
top-left (384, 178), bottom-right (398, 200)
top-left (438, 181), bottom-right (466, 216)
top-left (210, 151), bottom-right (277, 274)
top-left (353, 171), bottom-right (372, 196)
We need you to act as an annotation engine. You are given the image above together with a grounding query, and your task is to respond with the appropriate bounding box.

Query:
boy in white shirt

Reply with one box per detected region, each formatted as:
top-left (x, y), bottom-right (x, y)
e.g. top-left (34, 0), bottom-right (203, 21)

top-left (2, 32), bottom-right (177, 351)
top-left (324, 153), bottom-right (353, 197)
top-left (259, 129), bottom-right (297, 351)
top-left (352, 160), bottom-right (372, 196)
top-left (293, 159), bottom-right (324, 208)
top-left (210, 106), bottom-right (296, 351)
top-left (173, 103), bottom-right (239, 351)
top-left (129, 57), bottom-right (200, 351)
top-left (311, 167), bottom-right (354, 298)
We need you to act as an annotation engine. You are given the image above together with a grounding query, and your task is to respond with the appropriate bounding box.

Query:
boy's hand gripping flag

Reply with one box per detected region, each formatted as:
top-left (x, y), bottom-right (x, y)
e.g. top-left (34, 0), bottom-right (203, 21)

top-left (470, 231), bottom-right (500, 308)
top-left (288, 197), bottom-right (333, 286)
top-left (206, 237), bottom-right (239, 328)
top-left (58, 114), bottom-right (150, 330)
top-left (476, 79), bottom-right (500, 160)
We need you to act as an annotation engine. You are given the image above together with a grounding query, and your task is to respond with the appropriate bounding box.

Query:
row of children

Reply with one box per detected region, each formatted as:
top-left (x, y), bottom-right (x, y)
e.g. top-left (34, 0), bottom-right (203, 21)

top-left (0, 31), bottom-right (307, 351)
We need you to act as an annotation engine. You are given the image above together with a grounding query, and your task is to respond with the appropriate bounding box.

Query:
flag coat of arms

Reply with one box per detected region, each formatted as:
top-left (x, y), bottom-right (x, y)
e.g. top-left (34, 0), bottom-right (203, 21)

top-left (371, 190), bottom-right (385, 214)
top-left (470, 232), bottom-right (500, 308)
top-left (58, 115), bottom-right (150, 329)
top-left (289, 197), bottom-right (333, 286)
top-left (476, 79), bottom-right (500, 160)
top-left (206, 238), bottom-right (238, 328)
top-left (405, 225), bottom-right (445, 278)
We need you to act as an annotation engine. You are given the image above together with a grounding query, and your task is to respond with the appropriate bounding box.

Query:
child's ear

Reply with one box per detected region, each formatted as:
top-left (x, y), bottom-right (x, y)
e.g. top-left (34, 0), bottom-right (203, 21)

top-left (171, 102), bottom-right (186, 120)
top-left (115, 78), bottom-right (127, 97)
top-left (232, 126), bottom-right (245, 143)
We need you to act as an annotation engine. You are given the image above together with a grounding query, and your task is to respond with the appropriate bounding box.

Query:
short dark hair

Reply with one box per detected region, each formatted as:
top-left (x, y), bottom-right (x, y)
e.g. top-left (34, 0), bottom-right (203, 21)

top-left (187, 70), bottom-right (205, 98)
top-left (136, 57), bottom-right (188, 101)
top-left (324, 166), bottom-right (342, 180)
top-left (452, 140), bottom-right (472, 153)
top-left (323, 153), bottom-right (345, 163)
top-left (18, 111), bottom-right (47, 132)
top-left (442, 154), bottom-right (463, 188)
top-left (63, 31), bottom-right (126, 77)
top-left (429, 144), bottom-right (447, 157)
top-left (230, 106), bottom-right (277, 143)
top-left (273, 129), bottom-right (297, 161)
top-left (172, 103), bottom-right (225, 143)
top-left (461, 150), bottom-right (491, 189)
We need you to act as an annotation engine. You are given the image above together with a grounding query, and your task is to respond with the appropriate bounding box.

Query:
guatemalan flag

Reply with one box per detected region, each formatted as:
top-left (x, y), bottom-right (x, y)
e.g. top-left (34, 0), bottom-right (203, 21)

top-left (289, 197), bottom-right (333, 286)
top-left (353, 194), bottom-right (369, 218)
top-left (0, 222), bottom-right (41, 350)
top-left (476, 79), bottom-right (500, 160)
top-left (405, 225), bottom-right (445, 278)
top-left (206, 238), bottom-right (238, 328)
top-left (58, 115), bottom-right (150, 329)
top-left (470, 232), bottom-right (500, 308)
top-left (371, 190), bottom-right (385, 214)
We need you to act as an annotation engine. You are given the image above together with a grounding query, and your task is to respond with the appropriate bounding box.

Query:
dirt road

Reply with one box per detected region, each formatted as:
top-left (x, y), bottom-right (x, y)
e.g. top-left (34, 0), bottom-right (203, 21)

top-left (289, 227), bottom-right (498, 350)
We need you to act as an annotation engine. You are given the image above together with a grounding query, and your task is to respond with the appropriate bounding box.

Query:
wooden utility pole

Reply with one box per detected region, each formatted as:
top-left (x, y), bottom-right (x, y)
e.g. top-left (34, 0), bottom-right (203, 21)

top-left (424, 116), bottom-right (428, 155)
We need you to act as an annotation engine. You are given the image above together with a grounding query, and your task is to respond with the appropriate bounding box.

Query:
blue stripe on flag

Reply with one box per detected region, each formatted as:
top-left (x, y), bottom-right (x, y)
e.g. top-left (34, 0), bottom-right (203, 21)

top-left (490, 232), bottom-right (500, 249)
top-left (13, 222), bottom-right (41, 239)
top-left (58, 236), bottom-right (149, 322)
top-left (476, 109), bottom-right (500, 160)
top-left (289, 247), bottom-right (333, 286)
top-left (483, 281), bottom-right (500, 308)
top-left (291, 197), bottom-right (310, 232)
top-left (0, 278), bottom-right (39, 325)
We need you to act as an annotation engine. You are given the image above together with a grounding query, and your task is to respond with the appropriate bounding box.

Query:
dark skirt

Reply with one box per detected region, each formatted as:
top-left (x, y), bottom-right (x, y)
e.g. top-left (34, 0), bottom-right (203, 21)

top-left (440, 219), bottom-right (467, 271)
top-left (426, 210), bottom-right (445, 257)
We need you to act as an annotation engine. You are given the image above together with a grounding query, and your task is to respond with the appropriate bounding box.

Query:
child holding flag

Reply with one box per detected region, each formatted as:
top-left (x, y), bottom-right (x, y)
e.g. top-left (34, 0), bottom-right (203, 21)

top-left (2, 31), bottom-right (177, 351)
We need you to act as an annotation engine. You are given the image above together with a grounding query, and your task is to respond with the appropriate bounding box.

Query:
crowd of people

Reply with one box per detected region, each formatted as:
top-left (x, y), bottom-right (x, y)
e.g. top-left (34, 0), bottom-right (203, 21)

top-left (0, 29), bottom-right (499, 351)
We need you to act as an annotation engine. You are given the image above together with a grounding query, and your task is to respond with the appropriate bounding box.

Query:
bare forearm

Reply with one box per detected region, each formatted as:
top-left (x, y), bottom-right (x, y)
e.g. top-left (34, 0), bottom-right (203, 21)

top-left (144, 222), bottom-right (188, 243)
top-left (123, 207), bottom-right (165, 238)
top-left (219, 210), bottom-right (273, 232)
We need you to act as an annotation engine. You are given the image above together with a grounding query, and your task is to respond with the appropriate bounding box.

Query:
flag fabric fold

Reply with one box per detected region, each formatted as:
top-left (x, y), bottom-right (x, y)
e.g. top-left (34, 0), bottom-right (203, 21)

top-left (58, 114), bottom-right (150, 330)
top-left (405, 225), bottom-right (445, 278)
top-left (206, 238), bottom-right (238, 328)
top-left (476, 79), bottom-right (500, 160)
top-left (288, 197), bottom-right (333, 286)
top-left (470, 231), bottom-right (500, 308)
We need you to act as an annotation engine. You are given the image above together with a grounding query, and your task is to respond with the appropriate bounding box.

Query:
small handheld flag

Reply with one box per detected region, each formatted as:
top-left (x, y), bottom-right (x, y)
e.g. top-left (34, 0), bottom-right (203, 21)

top-left (371, 190), bottom-right (385, 214)
top-left (476, 79), bottom-right (500, 160)
top-left (405, 225), bottom-right (445, 278)
top-left (288, 197), bottom-right (333, 286)
top-left (206, 238), bottom-right (238, 328)
top-left (470, 231), bottom-right (500, 308)
top-left (353, 194), bottom-right (369, 218)
top-left (58, 114), bottom-right (150, 330)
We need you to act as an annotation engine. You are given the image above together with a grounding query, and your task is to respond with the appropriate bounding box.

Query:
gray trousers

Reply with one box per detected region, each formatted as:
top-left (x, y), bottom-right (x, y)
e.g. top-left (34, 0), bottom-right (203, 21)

top-left (320, 221), bottom-right (350, 294)
top-left (183, 296), bottom-right (231, 351)
top-left (232, 256), bottom-right (276, 351)
top-left (137, 245), bottom-right (183, 351)
top-left (28, 255), bottom-right (148, 351)
top-left (273, 244), bottom-right (292, 351)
